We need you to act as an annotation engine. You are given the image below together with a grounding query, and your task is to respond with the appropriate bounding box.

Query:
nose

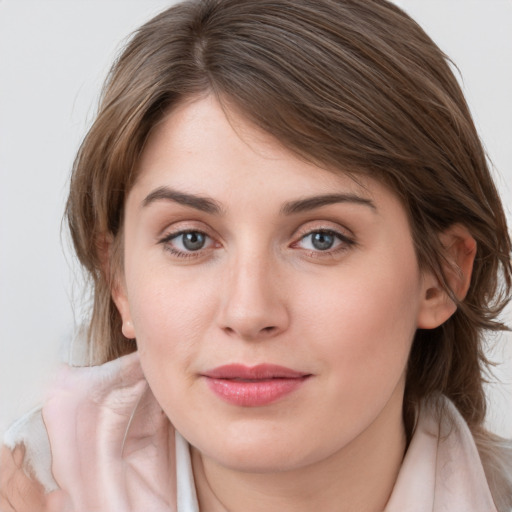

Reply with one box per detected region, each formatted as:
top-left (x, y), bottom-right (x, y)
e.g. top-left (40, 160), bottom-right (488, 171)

top-left (217, 253), bottom-right (290, 341)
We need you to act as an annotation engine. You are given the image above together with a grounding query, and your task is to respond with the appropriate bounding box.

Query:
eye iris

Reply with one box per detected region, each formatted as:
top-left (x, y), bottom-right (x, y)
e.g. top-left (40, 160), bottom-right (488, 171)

top-left (311, 232), bottom-right (334, 250)
top-left (182, 232), bottom-right (206, 251)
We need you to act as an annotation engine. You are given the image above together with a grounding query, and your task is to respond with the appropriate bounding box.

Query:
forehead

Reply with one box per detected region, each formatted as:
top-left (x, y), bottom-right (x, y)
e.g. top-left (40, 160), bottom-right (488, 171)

top-left (135, 96), bottom-right (380, 202)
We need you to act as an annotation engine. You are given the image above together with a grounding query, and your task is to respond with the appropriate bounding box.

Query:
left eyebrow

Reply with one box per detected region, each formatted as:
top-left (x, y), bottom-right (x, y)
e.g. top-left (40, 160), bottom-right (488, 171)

top-left (142, 186), bottom-right (224, 215)
top-left (280, 193), bottom-right (376, 215)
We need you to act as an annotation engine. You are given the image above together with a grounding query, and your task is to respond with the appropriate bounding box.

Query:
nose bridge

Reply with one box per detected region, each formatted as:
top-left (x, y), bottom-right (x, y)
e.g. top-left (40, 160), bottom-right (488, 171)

top-left (218, 242), bottom-right (288, 339)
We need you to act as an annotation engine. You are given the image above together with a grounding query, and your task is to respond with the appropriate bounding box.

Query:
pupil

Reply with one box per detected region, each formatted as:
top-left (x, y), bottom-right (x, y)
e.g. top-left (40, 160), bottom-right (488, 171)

top-left (183, 232), bottom-right (205, 251)
top-left (312, 232), bottom-right (334, 250)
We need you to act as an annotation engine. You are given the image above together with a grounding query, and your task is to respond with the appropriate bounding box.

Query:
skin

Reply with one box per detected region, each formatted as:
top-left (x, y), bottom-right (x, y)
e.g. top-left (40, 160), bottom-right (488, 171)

top-left (113, 96), bottom-right (468, 512)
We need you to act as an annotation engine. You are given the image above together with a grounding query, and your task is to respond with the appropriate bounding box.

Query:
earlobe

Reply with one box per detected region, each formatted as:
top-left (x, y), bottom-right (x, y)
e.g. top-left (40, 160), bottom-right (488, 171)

top-left (417, 224), bottom-right (476, 329)
top-left (99, 232), bottom-right (136, 340)
top-left (112, 280), bottom-right (136, 339)
top-left (121, 319), bottom-right (135, 339)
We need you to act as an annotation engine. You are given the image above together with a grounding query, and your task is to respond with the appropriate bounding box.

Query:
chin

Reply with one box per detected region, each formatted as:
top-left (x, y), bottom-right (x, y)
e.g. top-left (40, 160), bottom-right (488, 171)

top-left (210, 446), bottom-right (308, 474)
top-left (192, 422), bottom-right (332, 474)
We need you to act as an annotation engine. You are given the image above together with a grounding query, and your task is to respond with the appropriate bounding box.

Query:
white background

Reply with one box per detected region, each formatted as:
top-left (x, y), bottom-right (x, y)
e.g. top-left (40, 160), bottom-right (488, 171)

top-left (0, 1), bottom-right (511, 439)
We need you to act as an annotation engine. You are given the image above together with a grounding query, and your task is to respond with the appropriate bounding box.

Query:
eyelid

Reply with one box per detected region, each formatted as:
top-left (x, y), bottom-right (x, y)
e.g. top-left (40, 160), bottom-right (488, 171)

top-left (292, 220), bottom-right (355, 242)
top-left (160, 229), bottom-right (214, 246)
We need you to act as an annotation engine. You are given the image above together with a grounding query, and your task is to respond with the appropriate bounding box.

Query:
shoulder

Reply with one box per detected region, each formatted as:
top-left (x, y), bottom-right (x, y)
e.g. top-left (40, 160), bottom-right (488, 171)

top-left (473, 428), bottom-right (512, 512)
top-left (423, 395), bottom-right (512, 512)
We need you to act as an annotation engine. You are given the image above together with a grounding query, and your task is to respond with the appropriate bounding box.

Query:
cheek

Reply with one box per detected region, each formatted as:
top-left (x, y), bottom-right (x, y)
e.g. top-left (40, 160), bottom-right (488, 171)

top-left (296, 255), bottom-right (421, 391)
top-left (124, 268), bottom-right (222, 424)
top-left (125, 262), bottom-right (220, 370)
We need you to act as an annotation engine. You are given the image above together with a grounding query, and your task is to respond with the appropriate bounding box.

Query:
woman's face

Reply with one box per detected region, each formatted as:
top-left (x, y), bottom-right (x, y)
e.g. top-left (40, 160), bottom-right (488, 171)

top-left (115, 96), bottom-right (434, 473)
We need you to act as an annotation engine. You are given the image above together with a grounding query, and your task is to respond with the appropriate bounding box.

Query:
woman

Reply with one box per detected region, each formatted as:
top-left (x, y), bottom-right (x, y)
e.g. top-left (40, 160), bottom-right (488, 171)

top-left (1, 0), bottom-right (511, 510)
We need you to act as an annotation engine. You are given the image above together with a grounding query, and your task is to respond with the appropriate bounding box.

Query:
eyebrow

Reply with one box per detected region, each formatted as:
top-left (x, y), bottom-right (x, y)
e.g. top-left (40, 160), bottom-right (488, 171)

top-left (280, 193), bottom-right (376, 215)
top-left (142, 186), bottom-right (224, 215)
top-left (142, 187), bottom-right (376, 216)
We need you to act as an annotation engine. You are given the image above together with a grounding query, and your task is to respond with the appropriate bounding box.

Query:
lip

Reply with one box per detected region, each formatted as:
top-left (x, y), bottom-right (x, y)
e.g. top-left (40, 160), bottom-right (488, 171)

top-left (201, 364), bottom-right (311, 407)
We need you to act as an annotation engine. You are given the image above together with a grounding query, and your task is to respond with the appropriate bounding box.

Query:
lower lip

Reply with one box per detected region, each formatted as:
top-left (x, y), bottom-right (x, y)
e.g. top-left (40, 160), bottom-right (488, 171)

top-left (205, 377), bottom-right (309, 407)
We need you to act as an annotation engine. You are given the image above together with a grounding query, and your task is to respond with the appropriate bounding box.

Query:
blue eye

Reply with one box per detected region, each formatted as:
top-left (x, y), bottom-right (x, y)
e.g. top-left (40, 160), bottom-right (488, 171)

top-left (309, 232), bottom-right (336, 251)
top-left (179, 231), bottom-right (207, 251)
top-left (160, 230), bottom-right (214, 256)
top-left (297, 230), bottom-right (353, 253)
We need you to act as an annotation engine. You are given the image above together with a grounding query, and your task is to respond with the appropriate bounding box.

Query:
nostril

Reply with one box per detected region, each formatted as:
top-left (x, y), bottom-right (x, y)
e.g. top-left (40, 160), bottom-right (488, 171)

top-left (221, 325), bottom-right (276, 339)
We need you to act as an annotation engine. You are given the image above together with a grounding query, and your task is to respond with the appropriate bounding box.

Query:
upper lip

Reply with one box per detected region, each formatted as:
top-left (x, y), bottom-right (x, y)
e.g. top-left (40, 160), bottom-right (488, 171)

top-left (202, 364), bottom-right (309, 380)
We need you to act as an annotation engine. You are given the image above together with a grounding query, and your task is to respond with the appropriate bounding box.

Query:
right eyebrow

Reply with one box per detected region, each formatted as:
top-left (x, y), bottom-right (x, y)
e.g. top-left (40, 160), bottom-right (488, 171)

top-left (280, 193), bottom-right (376, 215)
top-left (142, 186), bottom-right (224, 215)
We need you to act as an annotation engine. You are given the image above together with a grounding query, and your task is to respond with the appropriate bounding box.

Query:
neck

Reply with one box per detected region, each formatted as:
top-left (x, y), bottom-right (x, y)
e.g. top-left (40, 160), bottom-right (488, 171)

top-left (191, 390), bottom-right (406, 512)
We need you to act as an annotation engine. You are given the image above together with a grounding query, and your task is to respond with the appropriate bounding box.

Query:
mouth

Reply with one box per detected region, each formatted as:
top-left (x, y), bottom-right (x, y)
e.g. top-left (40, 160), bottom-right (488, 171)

top-left (201, 364), bottom-right (312, 407)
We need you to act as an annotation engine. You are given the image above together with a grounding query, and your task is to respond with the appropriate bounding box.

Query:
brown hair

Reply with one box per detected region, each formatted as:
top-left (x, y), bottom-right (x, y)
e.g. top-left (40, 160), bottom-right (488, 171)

top-left (66, 0), bottom-right (511, 502)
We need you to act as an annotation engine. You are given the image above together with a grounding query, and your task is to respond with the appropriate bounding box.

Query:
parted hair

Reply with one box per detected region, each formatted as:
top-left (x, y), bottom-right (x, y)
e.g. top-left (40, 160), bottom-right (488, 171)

top-left (66, 0), bottom-right (511, 506)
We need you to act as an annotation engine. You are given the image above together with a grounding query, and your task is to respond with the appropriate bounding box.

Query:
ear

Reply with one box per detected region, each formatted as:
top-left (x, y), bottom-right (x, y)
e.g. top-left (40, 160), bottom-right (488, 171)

top-left (99, 233), bottom-right (136, 340)
top-left (417, 224), bottom-right (477, 329)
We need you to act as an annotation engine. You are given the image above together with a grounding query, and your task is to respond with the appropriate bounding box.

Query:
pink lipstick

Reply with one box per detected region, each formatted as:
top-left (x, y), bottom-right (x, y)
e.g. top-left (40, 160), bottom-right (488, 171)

top-left (202, 364), bottom-right (310, 407)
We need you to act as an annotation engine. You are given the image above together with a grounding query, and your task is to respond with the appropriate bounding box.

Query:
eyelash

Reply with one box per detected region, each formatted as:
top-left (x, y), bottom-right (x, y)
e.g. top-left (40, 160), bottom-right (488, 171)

top-left (159, 229), bottom-right (216, 259)
top-left (158, 227), bottom-right (355, 260)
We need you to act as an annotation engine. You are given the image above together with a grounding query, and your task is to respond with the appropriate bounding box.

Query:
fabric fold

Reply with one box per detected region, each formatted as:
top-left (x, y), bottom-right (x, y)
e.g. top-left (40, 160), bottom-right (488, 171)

top-left (385, 397), bottom-right (497, 512)
top-left (41, 351), bottom-right (177, 511)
